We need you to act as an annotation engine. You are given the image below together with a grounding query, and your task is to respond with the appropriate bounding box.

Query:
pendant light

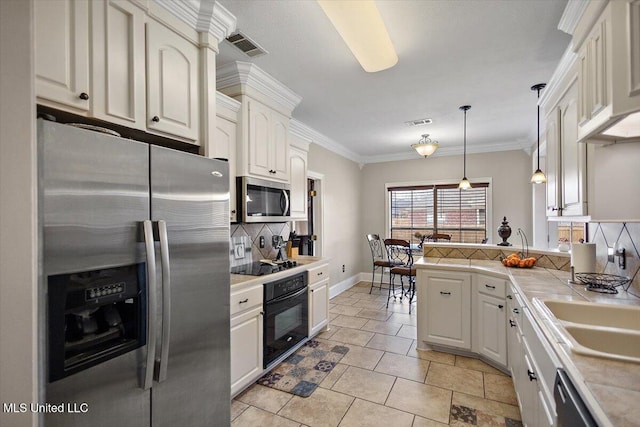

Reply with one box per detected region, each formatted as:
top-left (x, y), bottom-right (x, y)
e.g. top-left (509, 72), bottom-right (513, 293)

top-left (412, 134), bottom-right (439, 157)
top-left (530, 83), bottom-right (547, 184)
top-left (458, 105), bottom-right (472, 190)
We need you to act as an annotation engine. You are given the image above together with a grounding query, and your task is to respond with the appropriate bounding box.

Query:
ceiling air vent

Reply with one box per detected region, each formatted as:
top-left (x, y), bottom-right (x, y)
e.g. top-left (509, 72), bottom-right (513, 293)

top-left (226, 32), bottom-right (268, 58)
top-left (405, 118), bottom-right (433, 127)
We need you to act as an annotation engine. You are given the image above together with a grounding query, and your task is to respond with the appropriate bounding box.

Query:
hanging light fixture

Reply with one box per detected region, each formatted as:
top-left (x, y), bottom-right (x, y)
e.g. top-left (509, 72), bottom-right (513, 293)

top-left (412, 134), bottom-right (439, 157)
top-left (458, 105), bottom-right (472, 190)
top-left (530, 83), bottom-right (547, 184)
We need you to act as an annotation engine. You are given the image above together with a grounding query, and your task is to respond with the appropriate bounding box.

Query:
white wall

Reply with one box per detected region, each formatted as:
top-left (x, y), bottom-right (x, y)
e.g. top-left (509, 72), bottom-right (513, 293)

top-left (0, 0), bottom-right (38, 426)
top-left (359, 150), bottom-right (533, 271)
top-left (307, 144), bottom-right (362, 286)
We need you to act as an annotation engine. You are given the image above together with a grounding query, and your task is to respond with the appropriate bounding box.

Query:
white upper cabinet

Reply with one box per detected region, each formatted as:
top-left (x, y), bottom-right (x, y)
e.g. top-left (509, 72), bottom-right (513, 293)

top-left (91, 0), bottom-right (146, 130)
top-left (544, 77), bottom-right (587, 217)
top-left (215, 92), bottom-right (241, 222)
top-left (34, 0), bottom-right (90, 113)
top-left (289, 137), bottom-right (309, 221)
top-left (217, 62), bottom-right (302, 184)
top-left (574, 0), bottom-right (640, 142)
top-left (146, 20), bottom-right (199, 141)
top-left (244, 97), bottom-right (290, 182)
top-left (92, 1), bottom-right (200, 143)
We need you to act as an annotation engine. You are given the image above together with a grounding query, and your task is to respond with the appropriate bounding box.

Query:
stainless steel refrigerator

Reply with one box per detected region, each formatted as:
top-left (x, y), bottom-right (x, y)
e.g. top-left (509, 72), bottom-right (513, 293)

top-left (38, 119), bottom-right (230, 426)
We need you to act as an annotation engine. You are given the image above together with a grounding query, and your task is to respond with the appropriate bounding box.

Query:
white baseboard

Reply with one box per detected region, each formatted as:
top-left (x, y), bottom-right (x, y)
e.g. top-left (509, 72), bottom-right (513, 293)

top-left (328, 274), bottom-right (361, 298)
top-left (329, 271), bottom-right (394, 298)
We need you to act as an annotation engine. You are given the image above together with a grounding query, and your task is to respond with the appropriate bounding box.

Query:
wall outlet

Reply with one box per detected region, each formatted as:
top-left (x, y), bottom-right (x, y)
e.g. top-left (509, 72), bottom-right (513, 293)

top-left (342, 264), bottom-right (345, 273)
top-left (259, 236), bottom-right (265, 248)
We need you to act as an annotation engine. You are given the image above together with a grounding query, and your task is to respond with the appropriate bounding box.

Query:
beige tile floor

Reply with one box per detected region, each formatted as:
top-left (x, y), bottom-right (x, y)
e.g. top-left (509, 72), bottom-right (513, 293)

top-left (231, 281), bottom-right (522, 427)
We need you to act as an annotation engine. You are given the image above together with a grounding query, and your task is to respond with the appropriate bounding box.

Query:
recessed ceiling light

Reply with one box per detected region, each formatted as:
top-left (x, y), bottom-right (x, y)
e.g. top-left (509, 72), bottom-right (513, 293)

top-left (405, 118), bottom-right (433, 127)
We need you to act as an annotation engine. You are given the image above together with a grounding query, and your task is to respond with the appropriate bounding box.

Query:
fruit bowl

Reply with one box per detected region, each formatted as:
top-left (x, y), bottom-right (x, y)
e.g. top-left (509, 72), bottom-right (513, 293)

top-left (501, 253), bottom-right (536, 268)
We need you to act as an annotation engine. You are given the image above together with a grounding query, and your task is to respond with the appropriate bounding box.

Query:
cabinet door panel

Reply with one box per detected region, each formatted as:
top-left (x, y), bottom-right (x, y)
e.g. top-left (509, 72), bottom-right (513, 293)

top-left (545, 110), bottom-right (560, 216)
top-left (289, 146), bottom-right (307, 219)
top-left (91, 0), bottom-right (146, 128)
top-left (146, 20), bottom-right (199, 141)
top-left (309, 279), bottom-right (329, 336)
top-left (231, 306), bottom-right (263, 396)
top-left (424, 272), bottom-right (471, 349)
top-left (215, 116), bottom-right (238, 221)
top-left (248, 101), bottom-right (272, 177)
top-left (477, 294), bottom-right (507, 366)
top-left (560, 82), bottom-right (586, 216)
top-left (271, 111), bottom-right (290, 180)
top-left (35, 0), bottom-right (89, 112)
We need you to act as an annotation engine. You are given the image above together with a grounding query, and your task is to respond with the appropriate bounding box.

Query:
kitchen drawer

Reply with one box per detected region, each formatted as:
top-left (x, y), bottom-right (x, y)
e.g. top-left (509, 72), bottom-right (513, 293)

top-left (476, 274), bottom-right (506, 298)
top-left (230, 284), bottom-right (263, 316)
top-left (307, 264), bottom-right (329, 285)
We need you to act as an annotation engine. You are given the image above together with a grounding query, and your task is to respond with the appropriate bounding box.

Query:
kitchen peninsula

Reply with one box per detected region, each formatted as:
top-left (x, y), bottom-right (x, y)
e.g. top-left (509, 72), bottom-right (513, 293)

top-left (414, 243), bottom-right (640, 427)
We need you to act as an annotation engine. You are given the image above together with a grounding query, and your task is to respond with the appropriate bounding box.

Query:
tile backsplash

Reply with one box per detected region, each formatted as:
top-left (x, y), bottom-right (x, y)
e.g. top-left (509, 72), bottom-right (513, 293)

top-left (589, 222), bottom-right (640, 298)
top-left (230, 222), bottom-right (291, 263)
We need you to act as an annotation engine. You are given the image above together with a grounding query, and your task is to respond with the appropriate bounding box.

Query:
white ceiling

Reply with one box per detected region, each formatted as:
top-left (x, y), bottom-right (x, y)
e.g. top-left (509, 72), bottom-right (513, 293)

top-left (216, 0), bottom-right (571, 163)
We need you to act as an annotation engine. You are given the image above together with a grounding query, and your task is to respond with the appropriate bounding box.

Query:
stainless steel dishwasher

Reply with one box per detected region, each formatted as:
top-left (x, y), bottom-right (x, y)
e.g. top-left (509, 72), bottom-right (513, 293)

top-left (554, 369), bottom-right (597, 426)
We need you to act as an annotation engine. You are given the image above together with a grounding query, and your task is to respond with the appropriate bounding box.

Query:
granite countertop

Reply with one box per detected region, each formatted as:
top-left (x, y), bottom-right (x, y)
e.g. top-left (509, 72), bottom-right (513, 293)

top-left (230, 256), bottom-right (329, 289)
top-left (415, 257), bottom-right (640, 427)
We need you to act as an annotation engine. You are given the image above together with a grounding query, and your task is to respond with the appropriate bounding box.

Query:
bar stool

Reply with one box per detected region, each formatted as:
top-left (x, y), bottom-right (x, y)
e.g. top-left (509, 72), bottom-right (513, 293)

top-left (384, 238), bottom-right (417, 313)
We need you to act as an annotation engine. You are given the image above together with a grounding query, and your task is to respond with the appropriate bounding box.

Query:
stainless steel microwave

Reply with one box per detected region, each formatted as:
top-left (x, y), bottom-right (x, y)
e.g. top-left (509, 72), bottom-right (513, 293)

top-left (237, 176), bottom-right (290, 223)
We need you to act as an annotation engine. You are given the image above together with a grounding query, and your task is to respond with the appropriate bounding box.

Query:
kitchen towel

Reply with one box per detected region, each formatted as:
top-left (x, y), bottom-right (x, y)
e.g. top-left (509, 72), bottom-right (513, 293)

top-left (571, 242), bottom-right (596, 273)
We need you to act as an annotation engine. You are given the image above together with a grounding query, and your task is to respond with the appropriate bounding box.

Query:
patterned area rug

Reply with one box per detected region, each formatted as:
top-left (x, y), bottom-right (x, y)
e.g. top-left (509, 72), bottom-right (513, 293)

top-left (257, 340), bottom-right (349, 397)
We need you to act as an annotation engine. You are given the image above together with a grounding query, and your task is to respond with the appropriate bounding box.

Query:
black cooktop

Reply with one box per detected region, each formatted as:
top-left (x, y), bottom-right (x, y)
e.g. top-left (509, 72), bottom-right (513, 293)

top-left (230, 260), bottom-right (299, 276)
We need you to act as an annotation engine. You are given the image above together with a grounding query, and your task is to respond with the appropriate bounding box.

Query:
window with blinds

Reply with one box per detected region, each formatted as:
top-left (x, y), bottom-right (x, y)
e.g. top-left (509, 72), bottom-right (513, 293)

top-left (389, 183), bottom-right (489, 244)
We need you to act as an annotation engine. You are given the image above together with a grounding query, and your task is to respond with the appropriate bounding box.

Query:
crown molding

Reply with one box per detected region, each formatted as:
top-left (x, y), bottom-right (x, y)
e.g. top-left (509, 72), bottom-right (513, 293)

top-left (289, 119), bottom-right (363, 164)
top-left (539, 44), bottom-right (578, 111)
top-left (152, 0), bottom-right (236, 44)
top-left (361, 140), bottom-right (528, 164)
top-left (216, 91), bottom-right (241, 112)
top-left (558, 0), bottom-right (591, 35)
top-left (217, 61), bottom-right (302, 113)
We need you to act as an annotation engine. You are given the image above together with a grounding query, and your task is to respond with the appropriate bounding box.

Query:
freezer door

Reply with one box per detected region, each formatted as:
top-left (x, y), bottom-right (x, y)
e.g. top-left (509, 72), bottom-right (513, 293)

top-left (39, 120), bottom-right (151, 427)
top-left (150, 146), bottom-right (230, 426)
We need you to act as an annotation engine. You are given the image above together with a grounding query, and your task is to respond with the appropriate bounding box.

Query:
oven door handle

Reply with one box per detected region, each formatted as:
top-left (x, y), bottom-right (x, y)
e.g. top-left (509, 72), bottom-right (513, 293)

top-left (266, 286), bottom-right (307, 305)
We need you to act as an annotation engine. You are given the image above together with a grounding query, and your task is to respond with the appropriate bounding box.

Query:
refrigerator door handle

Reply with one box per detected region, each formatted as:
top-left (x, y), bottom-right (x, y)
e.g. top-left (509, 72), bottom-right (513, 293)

top-left (155, 220), bottom-right (171, 382)
top-left (142, 220), bottom-right (158, 390)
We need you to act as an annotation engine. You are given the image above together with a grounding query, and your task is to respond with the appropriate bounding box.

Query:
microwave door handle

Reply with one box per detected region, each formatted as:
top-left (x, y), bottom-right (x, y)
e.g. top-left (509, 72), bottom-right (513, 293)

top-left (142, 220), bottom-right (158, 390)
top-left (281, 189), bottom-right (290, 215)
top-left (155, 220), bottom-right (171, 382)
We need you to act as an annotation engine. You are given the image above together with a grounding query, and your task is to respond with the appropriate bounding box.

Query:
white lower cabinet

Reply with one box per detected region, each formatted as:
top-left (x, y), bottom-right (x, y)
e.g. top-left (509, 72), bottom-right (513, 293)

top-left (308, 264), bottom-right (329, 337)
top-left (417, 270), bottom-right (471, 350)
top-left (476, 293), bottom-right (507, 366)
top-left (230, 285), bottom-right (263, 396)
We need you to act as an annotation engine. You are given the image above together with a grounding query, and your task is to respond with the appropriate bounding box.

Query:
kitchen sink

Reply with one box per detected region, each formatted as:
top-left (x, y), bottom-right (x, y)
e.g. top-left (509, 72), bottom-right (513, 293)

top-left (541, 299), bottom-right (640, 331)
top-left (563, 325), bottom-right (640, 363)
top-left (535, 299), bottom-right (640, 363)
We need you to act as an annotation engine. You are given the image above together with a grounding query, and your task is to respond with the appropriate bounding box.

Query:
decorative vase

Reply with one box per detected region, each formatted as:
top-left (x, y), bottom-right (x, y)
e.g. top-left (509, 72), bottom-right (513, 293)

top-left (558, 242), bottom-right (570, 252)
top-left (497, 216), bottom-right (512, 246)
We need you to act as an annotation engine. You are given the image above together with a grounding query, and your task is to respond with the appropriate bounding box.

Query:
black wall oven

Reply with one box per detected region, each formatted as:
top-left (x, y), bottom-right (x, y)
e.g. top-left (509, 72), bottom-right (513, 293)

top-left (263, 272), bottom-right (308, 368)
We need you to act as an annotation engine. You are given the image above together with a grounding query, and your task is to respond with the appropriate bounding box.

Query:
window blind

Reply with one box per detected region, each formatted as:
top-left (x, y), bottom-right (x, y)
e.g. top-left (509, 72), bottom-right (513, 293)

top-left (389, 183), bottom-right (488, 244)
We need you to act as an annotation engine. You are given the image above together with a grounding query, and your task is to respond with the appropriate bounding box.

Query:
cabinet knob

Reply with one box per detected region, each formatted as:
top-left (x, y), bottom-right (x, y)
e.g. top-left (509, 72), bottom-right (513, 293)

top-left (509, 319), bottom-right (516, 328)
top-left (498, 304), bottom-right (504, 309)
top-left (151, 116), bottom-right (160, 123)
top-left (506, 295), bottom-right (513, 299)
top-left (79, 92), bottom-right (89, 100)
top-left (439, 291), bottom-right (451, 295)
top-left (512, 308), bottom-right (520, 314)
top-left (238, 298), bottom-right (248, 304)
top-left (551, 207), bottom-right (564, 212)
top-left (485, 284), bottom-right (496, 289)
top-left (231, 210), bottom-right (236, 214)
top-left (527, 369), bottom-right (537, 381)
